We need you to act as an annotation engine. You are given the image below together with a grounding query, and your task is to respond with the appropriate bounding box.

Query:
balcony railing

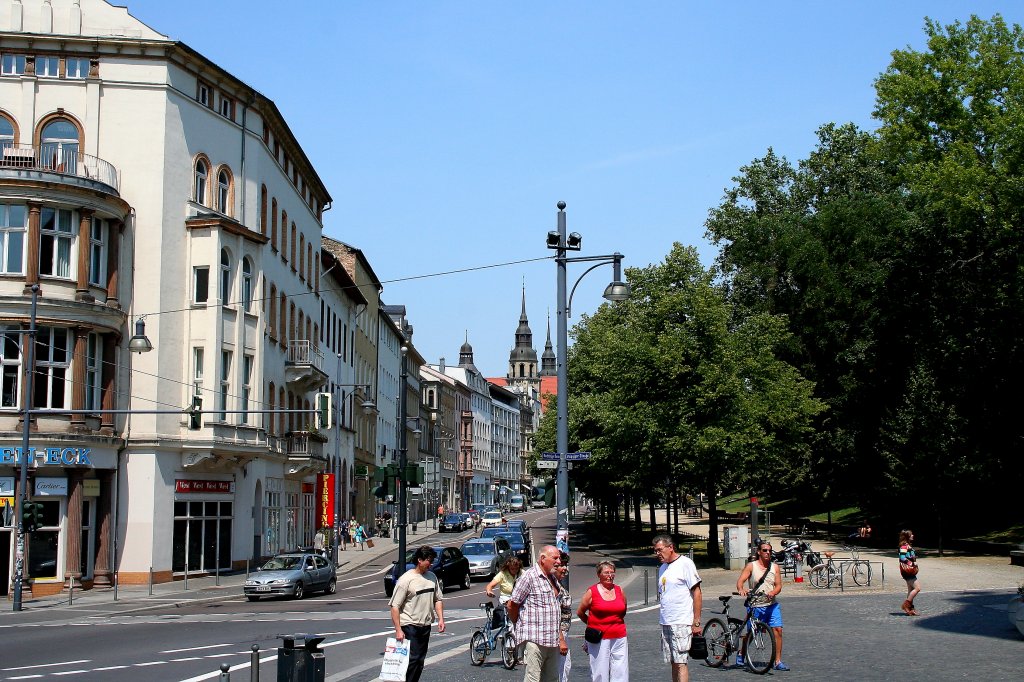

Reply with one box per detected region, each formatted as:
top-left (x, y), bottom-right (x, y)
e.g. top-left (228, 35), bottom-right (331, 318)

top-left (287, 340), bottom-right (324, 373)
top-left (284, 431), bottom-right (326, 460)
top-left (0, 143), bottom-right (119, 191)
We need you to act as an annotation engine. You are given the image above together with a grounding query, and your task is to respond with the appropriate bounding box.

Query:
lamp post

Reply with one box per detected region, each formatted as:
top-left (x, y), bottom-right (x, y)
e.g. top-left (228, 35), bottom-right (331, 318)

top-left (329, 368), bottom-right (376, 565)
top-left (396, 344), bottom-right (409, 575)
top-left (547, 201), bottom-right (629, 539)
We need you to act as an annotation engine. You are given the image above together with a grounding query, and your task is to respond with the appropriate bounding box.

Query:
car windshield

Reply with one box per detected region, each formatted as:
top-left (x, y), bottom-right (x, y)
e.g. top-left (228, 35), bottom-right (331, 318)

top-left (480, 528), bottom-right (503, 538)
top-left (483, 512), bottom-right (502, 519)
top-left (497, 533), bottom-right (523, 547)
top-left (443, 515), bottom-right (461, 522)
top-left (461, 543), bottom-right (494, 556)
top-left (262, 556), bottom-right (302, 571)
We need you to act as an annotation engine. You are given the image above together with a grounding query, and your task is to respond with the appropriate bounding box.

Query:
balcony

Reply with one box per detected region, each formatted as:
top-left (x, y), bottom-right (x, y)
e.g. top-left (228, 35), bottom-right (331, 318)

top-left (285, 340), bottom-right (328, 391)
top-left (278, 430), bottom-right (328, 475)
top-left (0, 144), bottom-right (119, 194)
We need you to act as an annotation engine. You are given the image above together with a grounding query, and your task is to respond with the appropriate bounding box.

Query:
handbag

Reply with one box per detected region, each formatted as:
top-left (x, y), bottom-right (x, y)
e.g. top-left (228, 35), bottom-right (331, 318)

top-left (584, 627), bottom-right (603, 644)
top-left (901, 563), bottom-right (918, 576)
top-left (688, 634), bottom-right (708, 660)
top-left (379, 637), bottom-right (410, 682)
top-left (367, 538), bottom-right (375, 549)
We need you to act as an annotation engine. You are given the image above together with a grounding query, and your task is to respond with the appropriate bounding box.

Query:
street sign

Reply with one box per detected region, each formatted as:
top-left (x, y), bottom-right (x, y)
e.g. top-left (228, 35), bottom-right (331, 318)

top-left (541, 451), bottom-right (592, 462)
top-left (536, 460), bottom-right (558, 469)
top-left (409, 487), bottom-right (423, 495)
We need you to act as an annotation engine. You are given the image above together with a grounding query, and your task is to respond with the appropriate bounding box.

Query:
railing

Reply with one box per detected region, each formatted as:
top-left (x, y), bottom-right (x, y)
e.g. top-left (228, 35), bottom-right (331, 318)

top-left (0, 143), bottom-right (119, 191)
top-left (285, 431), bottom-right (326, 460)
top-left (286, 340), bottom-right (324, 373)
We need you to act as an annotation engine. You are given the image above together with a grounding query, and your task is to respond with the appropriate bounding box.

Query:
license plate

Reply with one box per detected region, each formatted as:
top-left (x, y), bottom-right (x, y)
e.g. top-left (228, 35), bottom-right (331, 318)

top-left (255, 586), bottom-right (271, 592)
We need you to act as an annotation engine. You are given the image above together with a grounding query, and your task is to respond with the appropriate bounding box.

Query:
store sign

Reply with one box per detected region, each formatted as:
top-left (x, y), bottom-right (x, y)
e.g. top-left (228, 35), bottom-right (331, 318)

top-left (0, 446), bottom-right (93, 466)
top-left (316, 473), bottom-right (334, 530)
top-left (175, 480), bottom-right (233, 494)
top-left (35, 477), bottom-right (68, 496)
top-left (83, 479), bottom-right (100, 497)
top-left (0, 477), bottom-right (13, 496)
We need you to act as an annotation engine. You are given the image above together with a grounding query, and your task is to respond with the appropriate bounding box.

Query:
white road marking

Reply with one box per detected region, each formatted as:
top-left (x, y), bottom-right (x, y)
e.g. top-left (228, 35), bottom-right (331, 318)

top-left (161, 643), bottom-right (234, 654)
top-left (0, 662), bottom-right (90, 672)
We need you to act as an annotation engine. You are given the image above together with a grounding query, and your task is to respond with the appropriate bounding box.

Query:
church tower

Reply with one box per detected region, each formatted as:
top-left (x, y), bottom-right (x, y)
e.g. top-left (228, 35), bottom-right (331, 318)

top-left (508, 287), bottom-right (539, 385)
top-left (540, 313), bottom-right (557, 376)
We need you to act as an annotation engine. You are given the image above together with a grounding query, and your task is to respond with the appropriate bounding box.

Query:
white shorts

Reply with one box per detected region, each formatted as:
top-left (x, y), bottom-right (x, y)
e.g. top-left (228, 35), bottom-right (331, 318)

top-left (660, 624), bottom-right (692, 664)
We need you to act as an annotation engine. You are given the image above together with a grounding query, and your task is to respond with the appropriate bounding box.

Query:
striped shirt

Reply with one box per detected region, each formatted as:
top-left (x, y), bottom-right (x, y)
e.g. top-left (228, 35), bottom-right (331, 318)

top-left (510, 565), bottom-right (561, 647)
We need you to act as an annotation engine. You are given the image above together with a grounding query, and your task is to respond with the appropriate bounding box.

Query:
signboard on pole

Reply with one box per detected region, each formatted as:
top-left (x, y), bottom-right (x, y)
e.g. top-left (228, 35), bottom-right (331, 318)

top-left (541, 451), bottom-right (591, 462)
top-left (537, 460), bottom-right (558, 469)
top-left (316, 473), bottom-right (335, 530)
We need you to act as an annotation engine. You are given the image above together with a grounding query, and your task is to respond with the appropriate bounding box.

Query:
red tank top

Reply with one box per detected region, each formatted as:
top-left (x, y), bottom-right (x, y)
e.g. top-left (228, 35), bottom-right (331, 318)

top-left (587, 584), bottom-right (627, 639)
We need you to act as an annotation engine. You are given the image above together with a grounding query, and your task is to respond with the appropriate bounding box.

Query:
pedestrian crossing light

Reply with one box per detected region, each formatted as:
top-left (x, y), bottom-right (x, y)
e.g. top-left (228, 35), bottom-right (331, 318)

top-left (188, 395), bottom-right (202, 430)
top-left (21, 502), bottom-right (43, 533)
top-left (315, 392), bottom-right (332, 430)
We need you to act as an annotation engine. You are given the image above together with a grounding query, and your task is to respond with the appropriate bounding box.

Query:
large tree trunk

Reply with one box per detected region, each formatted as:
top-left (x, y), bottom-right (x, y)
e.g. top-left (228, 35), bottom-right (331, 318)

top-left (649, 494), bottom-right (657, 535)
top-left (706, 483), bottom-right (721, 562)
top-left (674, 489), bottom-right (681, 534)
top-left (633, 495), bottom-right (643, 535)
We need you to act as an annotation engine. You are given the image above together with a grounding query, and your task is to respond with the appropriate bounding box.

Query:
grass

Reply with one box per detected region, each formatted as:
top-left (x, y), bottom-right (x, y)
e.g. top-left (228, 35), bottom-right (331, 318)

top-left (963, 524), bottom-right (1024, 545)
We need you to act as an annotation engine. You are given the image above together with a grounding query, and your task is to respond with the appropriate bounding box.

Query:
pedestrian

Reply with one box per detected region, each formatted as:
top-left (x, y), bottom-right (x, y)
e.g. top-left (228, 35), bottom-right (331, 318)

top-left (899, 529), bottom-right (921, 615)
top-left (355, 522), bottom-right (367, 550)
top-left (554, 552), bottom-right (573, 682)
top-left (313, 527), bottom-right (326, 557)
top-left (576, 560), bottom-right (629, 681)
top-left (652, 534), bottom-right (702, 682)
top-left (388, 545), bottom-right (446, 682)
top-left (508, 545), bottom-right (563, 682)
top-left (349, 517), bottom-right (357, 547)
top-left (736, 539), bottom-right (788, 671)
top-left (339, 518), bottom-right (348, 551)
top-left (486, 555), bottom-right (523, 605)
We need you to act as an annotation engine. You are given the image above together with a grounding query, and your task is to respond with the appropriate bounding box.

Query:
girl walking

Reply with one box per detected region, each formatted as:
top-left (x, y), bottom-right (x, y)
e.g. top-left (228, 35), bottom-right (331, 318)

top-left (899, 529), bottom-right (921, 615)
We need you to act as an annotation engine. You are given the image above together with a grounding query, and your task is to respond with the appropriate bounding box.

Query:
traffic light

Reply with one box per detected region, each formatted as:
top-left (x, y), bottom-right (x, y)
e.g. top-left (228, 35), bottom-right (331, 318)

top-left (315, 392), bottom-right (332, 430)
top-left (21, 502), bottom-right (43, 533)
top-left (187, 395), bottom-right (202, 430)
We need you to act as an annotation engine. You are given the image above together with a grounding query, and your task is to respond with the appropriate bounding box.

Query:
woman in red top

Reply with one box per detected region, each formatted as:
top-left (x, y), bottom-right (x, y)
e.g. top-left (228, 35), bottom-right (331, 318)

top-left (577, 560), bottom-right (629, 681)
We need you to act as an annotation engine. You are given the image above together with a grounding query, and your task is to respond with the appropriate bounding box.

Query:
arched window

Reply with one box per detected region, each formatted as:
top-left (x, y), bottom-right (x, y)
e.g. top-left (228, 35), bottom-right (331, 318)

top-left (289, 303), bottom-right (296, 343)
top-left (279, 386), bottom-right (286, 434)
top-left (39, 116), bottom-right (80, 172)
top-left (0, 114), bottom-right (15, 154)
top-left (280, 293), bottom-right (287, 342)
top-left (307, 243), bottom-right (313, 284)
top-left (216, 168), bottom-right (232, 215)
top-left (271, 198), bottom-right (278, 251)
top-left (519, 363), bottom-right (524, 378)
top-left (269, 284), bottom-right (277, 336)
top-left (220, 248), bottom-right (232, 305)
top-left (268, 381), bottom-right (276, 435)
top-left (241, 258), bottom-right (253, 312)
top-left (299, 233), bottom-right (305, 281)
top-left (290, 223), bottom-right (296, 270)
top-left (194, 158), bottom-right (209, 205)
top-left (281, 210), bottom-right (288, 260)
top-left (298, 311), bottom-right (305, 342)
top-left (260, 185), bottom-right (268, 236)
top-left (306, 318), bottom-right (312, 344)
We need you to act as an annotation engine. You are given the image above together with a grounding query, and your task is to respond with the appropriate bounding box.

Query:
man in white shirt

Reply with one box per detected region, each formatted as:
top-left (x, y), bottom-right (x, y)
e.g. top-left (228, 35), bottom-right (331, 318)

top-left (653, 534), bottom-right (703, 682)
top-left (389, 546), bottom-right (445, 682)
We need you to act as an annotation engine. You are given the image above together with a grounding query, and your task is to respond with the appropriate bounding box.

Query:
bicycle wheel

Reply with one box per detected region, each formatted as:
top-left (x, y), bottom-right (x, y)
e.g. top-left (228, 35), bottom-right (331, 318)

top-left (851, 560), bottom-right (870, 586)
top-left (702, 618), bottom-right (729, 668)
top-left (469, 631), bottom-right (487, 666)
top-left (744, 619), bottom-right (776, 674)
top-left (808, 565), bottom-right (828, 589)
top-left (501, 632), bottom-right (518, 670)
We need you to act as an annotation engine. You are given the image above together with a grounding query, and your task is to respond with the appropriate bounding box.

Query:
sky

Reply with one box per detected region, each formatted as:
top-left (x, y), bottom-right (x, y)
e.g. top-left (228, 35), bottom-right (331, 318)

top-left (128, 1), bottom-right (1023, 376)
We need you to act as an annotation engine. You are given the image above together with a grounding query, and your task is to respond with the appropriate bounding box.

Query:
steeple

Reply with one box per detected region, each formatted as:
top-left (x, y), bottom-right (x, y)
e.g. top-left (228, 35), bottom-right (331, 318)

top-left (540, 312), bottom-right (556, 376)
top-left (459, 331), bottom-right (476, 369)
top-left (508, 286), bottom-right (538, 380)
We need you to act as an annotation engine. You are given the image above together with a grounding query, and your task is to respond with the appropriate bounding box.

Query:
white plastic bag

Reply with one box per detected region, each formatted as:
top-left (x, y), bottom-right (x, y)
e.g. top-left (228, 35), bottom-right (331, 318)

top-left (379, 636), bottom-right (410, 682)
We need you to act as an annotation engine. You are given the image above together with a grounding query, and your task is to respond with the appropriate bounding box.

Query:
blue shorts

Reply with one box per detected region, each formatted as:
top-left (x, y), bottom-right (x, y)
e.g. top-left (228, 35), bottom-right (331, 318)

top-left (750, 603), bottom-right (783, 628)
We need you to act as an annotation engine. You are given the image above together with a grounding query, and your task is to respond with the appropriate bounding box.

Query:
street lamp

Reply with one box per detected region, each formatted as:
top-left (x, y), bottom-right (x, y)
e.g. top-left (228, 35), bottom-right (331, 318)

top-left (395, 344), bottom-right (410, 578)
top-left (329, 369), bottom-right (376, 565)
top-left (546, 201), bottom-right (629, 540)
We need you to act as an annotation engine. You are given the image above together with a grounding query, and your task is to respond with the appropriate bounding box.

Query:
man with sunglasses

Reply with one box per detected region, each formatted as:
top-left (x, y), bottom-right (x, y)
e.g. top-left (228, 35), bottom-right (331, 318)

top-left (736, 540), bottom-right (788, 671)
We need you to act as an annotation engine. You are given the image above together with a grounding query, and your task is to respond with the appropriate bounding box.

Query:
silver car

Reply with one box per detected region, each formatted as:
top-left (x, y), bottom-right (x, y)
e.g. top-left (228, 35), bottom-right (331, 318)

top-left (243, 553), bottom-right (336, 601)
top-left (460, 537), bottom-right (512, 578)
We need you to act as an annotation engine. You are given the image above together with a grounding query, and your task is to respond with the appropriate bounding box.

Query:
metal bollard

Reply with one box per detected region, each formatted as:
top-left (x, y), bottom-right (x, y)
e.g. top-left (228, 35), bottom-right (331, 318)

top-left (68, 582), bottom-right (74, 606)
top-left (219, 663), bottom-right (231, 681)
top-left (277, 634), bottom-right (325, 682)
top-left (643, 569), bottom-right (649, 605)
top-left (688, 546), bottom-right (694, 561)
top-left (113, 572), bottom-right (118, 601)
top-left (250, 644), bottom-right (260, 682)
top-left (246, 559), bottom-right (250, 579)
top-left (149, 567), bottom-right (154, 596)
top-left (184, 567), bottom-right (188, 591)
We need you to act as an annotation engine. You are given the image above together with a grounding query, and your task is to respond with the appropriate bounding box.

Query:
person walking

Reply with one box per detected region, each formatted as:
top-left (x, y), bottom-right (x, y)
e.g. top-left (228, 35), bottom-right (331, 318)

top-left (388, 545), bottom-right (446, 682)
top-left (339, 518), bottom-right (348, 551)
top-left (355, 521), bottom-right (367, 550)
top-left (554, 552), bottom-right (573, 682)
top-left (508, 545), bottom-right (563, 682)
top-left (313, 527), bottom-right (326, 557)
top-left (736, 539), bottom-right (788, 671)
top-left (486, 555), bottom-right (524, 605)
top-left (899, 529), bottom-right (921, 615)
top-left (349, 517), bottom-right (358, 547)
top-left (577, 560), bottom-right (629, 681)
top-left (652, 534), bottom-right (702, 682)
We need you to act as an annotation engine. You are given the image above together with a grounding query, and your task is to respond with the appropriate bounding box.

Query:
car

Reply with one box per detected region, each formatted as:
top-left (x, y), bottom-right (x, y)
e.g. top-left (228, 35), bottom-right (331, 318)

top-left (439, 513), bottom-right (467, 532)
top-left (531, 497), bottom-right (547, 508)
top-left (478, 526), bottom-right (507, 540)
top-left (508, 495), bottom-right (527, 512)
top-left (468, 503), bottom-right (488, 516)
top-left (461, 537), bottom-right (512, 578)
top-left (383, 545), bottom-right (472, 597)
top-left (460, 512), bottom-right (473, 528)
top-left (496, 531), bottom-right (531, 566)
top-left (481, 510), bottom-right (506, 528)
top-left (243, 552), bottom-right (336, 601)
top-left (505, 520), bottom-right (530, 543)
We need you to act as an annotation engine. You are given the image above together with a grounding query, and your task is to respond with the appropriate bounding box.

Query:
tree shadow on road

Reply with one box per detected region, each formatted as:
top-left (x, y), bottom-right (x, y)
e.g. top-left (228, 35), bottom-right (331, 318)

top-left (909, 590), bottom-right (1020, 641)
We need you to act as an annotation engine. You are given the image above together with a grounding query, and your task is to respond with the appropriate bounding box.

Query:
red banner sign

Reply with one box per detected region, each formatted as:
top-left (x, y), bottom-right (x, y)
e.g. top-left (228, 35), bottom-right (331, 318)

top-left (175, 480), bottom-right (233, 494)
top-left (316, 473), bottom-right (334, 530)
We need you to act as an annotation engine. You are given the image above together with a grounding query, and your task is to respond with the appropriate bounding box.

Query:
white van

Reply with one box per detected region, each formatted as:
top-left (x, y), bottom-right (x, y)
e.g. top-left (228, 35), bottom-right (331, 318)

top-left (508, 494), bottom-right (527, 513)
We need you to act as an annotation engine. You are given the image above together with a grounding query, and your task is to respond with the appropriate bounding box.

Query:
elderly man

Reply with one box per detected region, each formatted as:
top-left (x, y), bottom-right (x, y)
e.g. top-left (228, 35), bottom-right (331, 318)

top-left (653, 534), bottom-right (703, 682)
top-left (508, 545), bottom-right (563, 682)
top-left (389, 546), bottom-right (446, 682)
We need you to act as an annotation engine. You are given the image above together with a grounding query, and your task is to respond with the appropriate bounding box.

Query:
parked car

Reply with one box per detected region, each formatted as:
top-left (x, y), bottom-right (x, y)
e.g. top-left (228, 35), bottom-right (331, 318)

top-left (244, 553), bottom-right (336, 601)
top-left (497, 531), bottom-right (531, 566)
top-left (461, 537), bottom-right (512, 578)
top-left (439, 513), bottom-right (467, 532)
top-left (481, 510), bottom-right (506, 528)
top-left (509, 494), bottom-right (527, 513)
top-left (383, 546), bottom-right (472, 597)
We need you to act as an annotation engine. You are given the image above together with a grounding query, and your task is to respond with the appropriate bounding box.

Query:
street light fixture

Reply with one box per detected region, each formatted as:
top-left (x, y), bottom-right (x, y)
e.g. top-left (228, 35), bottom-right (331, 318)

top-left (127, 317), bottom-right (154, 354)
top-left (330, 374), bottom-right (377, 564)
top-left (546, 201), bottom-right (628, 542)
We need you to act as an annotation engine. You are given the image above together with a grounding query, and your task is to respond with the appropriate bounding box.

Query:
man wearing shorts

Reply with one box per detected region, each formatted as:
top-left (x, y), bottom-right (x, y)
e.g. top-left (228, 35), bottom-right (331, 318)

top-left (653, 534), bottom-right (703, 682)
top-left (736, 539), bottom-right (788, 671)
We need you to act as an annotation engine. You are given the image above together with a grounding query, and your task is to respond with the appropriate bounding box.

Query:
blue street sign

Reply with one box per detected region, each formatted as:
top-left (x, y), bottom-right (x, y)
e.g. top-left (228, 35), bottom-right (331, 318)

top-left (540, 451), bottom-right (591, 461)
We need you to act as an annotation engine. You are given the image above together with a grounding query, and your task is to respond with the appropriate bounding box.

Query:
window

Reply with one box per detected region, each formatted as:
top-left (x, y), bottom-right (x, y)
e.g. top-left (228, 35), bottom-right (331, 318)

top-left (219, 97), bottom-right (233, 120)
top-left (241, 355), bottom-right (253, 424)
top-left (193, 347), bottom-right (204, 397)
top-left (0, 115), bottom-right (14, 154)
top-left (0, 203), bottom-right (26, 274)
top-left (66, 57), bottom-right (90, 79)
top-left (216, 168), bottom-right (230, 214)
top-left (193, 266), bottom-right (209, 304)
top-left (39, 207), bottom-right (74, 278)
top-left (33, 327), bottom-right (70, 409)
top-left (219, 350), bottom-right (232, 421)
top-left (194, 158), bottom-right (209, 205)
top-left (241, 258), bottom-right (253, 312)
top-left (36, 56), bottom-right (58, 77)
top-left (299, 234), bottom-right (305, 281)
top-left (85, 333), bottom-right (101, 411)
top-left (220, 249), bottom-right (231, 306)
top-left (281, 211), bottom-right (288, 261)
top-left (269, 284), bottom-right (277, 338)
top-left (259, 185), bottom-right (268, 236)
top-left (40, 117), bottom-right (80, 171)
top-left (290, 223), bottom-right (296, 270)
top-left (88, 217), bottom-right (106, 286)
top-left (197, 81), bottom-right (211, 107)
top-left (1, 328), bottom-right (22, 408)
top-left (270, 198), bottom-right (278, 251)
top-left (2, 54), bottom-right (25, 75)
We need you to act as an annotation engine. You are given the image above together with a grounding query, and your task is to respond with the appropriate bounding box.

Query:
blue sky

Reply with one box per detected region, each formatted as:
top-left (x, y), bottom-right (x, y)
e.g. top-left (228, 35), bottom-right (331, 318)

top-left (130, 1), bottom-right (1022, 376)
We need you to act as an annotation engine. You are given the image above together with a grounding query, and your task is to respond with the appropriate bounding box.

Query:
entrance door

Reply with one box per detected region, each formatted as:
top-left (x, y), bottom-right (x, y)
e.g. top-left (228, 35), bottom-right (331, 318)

top-left (1, 530), bottom-right (10, 596)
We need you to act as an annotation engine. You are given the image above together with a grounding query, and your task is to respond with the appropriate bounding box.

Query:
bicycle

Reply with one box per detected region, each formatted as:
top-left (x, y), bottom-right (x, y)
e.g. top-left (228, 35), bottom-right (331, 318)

top-left (468, 601), bottom-right (518, 669)
top-left (807, 550), bottom-right (870, 588)
top-left (703, 593), bottom-right (777, 674)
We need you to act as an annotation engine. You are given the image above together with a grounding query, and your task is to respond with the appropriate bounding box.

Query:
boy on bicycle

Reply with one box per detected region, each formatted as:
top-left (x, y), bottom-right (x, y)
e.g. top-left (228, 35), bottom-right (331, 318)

top-left (736, 539), bottom-right (789, 671)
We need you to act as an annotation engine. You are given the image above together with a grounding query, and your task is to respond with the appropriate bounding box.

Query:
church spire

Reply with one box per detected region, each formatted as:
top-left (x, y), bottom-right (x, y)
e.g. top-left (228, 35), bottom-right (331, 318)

top-left (540, 311), bottom-right (557, 376)
top-left (508, 286), bottom-right (538, 380)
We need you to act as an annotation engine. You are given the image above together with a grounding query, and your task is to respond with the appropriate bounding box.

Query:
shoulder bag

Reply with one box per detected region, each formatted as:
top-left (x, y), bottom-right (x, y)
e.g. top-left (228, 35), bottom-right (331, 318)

top-left (743, 561), bottom-right (773, 608)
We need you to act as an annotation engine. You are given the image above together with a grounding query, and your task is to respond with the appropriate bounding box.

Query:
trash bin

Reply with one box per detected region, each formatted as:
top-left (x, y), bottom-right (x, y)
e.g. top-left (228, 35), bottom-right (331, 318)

top-left (277, 634), bottom-right (325, 682)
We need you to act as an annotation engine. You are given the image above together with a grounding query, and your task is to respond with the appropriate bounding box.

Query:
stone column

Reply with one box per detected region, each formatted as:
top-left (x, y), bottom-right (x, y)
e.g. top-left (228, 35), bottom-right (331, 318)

top-left (70, 327), bottom-right (88, 431)
top-left (92, 471), bottom-right (114, 587)
top-left (75, 208), bottom-right (94, 301)
top-left (105, 219), bottom-right (121, 308)
top-left (24, 203), bottom-right (41, 294)
top-left (64, 470), bottom-right (84, 589)
top-left (100, 334), bottom-right (116, 433)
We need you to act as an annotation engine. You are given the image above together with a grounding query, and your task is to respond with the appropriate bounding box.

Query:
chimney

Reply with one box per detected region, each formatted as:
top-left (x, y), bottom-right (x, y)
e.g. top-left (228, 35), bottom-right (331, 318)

top-left (439, 357), bottom-right (446, 373)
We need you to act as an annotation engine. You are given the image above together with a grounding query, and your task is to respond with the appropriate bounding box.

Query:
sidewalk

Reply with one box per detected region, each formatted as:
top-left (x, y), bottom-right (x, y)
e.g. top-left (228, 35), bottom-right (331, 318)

top-left (1, 522), bottom-right (449, 617)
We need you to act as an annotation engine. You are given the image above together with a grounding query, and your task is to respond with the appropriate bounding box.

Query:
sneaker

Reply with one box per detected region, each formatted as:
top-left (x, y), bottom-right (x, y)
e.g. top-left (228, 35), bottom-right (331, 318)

top-left (734, 655), bottom-right (745, 667)
top-left (774, 662), bottom-right (791, 671)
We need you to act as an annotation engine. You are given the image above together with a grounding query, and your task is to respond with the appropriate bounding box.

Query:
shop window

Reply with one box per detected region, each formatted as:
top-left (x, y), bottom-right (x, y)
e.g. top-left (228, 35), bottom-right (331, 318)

top-left (39, 207), bottom-right (74, 278)
top-left (2, 54), bottom-right (26, 75)
top-left (1, 328), bottom-right (22, 408)
top-left (27, 500), bottom-right (61, 579)
top-left (88, 217), bottom-right (106, 286)
top-left (32, 327), bottom-right (70, 409)
top-left (172, 500), bottom-right (233, 573)
top-left (0, 203), bottom-right (26, 275)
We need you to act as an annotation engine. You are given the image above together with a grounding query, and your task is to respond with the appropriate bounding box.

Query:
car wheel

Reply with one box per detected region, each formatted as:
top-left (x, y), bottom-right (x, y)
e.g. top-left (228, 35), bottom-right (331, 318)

top-left (325, 577), bottom-right (337, 595)
top-left (293, 582), bottom-right (304, 600)
top-left (461, 570), bottom-right (472, 590)
top-left (247, 595), bottom-right (260, 602)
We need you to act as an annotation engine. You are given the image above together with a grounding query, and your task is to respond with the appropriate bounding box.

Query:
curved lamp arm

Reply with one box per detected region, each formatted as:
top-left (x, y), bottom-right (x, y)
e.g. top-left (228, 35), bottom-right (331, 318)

top-left (567, 259), bottom-right (618, 318)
